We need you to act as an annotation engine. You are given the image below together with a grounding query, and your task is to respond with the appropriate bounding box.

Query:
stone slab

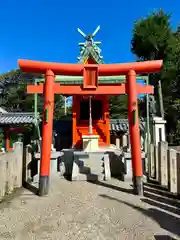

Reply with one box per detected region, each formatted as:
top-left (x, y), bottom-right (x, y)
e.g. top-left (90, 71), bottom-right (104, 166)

top-left (104, 154), bottom-right (111, 180)
top-left (158, 141), bottom-right (168, 187)
top-left (177, 152), bottom-right (180, 195)
top-left (150, 144), bottom-right (155, 178)
top-left (168, 149), bottom-right (178, 194)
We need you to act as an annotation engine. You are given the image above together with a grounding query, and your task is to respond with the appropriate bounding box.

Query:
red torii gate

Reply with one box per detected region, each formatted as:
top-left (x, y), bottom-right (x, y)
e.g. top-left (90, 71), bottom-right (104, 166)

top-left (18, 59), bottom-right (163, 196)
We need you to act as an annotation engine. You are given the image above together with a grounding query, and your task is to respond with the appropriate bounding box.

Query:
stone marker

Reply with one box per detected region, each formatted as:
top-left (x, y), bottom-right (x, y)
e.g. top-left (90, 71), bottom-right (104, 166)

top-left (24, 145), bottom-right (32, 183)
top-left (154, 145), bottom-right (159, 181)
top-left (0, 154), bottom-right (6, 200)
top-left (158, 141), bottom-right (168, 187)
top-left (122, 134), bottom-right (127, 147)
top-left (150, 144), bottom-right (155, 178)
top-left (115, 138), bottom-right (120, 149)
top-left (177, 152), bottom-right (180, 195)
top-left (13, 142), bottom-right (23, 188)
top-left (104, 154), bottom-right (111, 180)
top-left (168, 149), bottom-right (178, 194)
top-left (6, 152), bottom-right (15, 194)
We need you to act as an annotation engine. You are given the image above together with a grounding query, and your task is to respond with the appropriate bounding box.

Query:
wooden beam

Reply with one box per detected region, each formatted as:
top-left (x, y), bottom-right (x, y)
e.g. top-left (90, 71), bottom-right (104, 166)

top-left (19, 59), bottom-right (163, 76)
top-left (27, 83), bottom-right (154, 95)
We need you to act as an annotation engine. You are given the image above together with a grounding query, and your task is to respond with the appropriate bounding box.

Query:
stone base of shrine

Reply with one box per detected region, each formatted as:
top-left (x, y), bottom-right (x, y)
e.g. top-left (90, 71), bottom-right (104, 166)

top-left (31, 147), bottom-right (147, 185)
top-left (58, 150), bottom-right (111, 181)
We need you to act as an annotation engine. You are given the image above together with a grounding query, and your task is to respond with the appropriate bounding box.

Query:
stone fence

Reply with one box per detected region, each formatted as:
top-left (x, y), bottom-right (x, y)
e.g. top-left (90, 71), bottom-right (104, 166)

top-left (0, 142), bottom-right (32, 202)
top-left (148, 141), bottom-right (180, 195)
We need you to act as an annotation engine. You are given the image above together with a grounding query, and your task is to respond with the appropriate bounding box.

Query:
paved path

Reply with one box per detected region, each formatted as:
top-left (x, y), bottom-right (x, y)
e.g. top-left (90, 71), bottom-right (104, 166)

top-left (0, 178), bottom-right (180, 240)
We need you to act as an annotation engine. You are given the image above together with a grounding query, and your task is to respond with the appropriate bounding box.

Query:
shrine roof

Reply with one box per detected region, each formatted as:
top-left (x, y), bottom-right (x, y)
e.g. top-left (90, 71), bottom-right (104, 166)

top-left (37, 75), bottom-right (148, 85)
top-left (0, 112), bottom-right (40, 125)
top-left (110, 119), bottom-right (146, 133)
top-left (53, 118), bottom-right (146, 134)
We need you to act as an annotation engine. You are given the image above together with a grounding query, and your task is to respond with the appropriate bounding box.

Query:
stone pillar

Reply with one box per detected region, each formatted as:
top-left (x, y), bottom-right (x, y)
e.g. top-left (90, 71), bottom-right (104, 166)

top-left (158, 141), bottom-right (168, 187)
top-left (23, 145), bottom-right (32, 183)
top-left (13, 142), bottom-right (23, 188)
top-left (126, 133), bottom-right (131, 152)
top-left (168, 149), bottom-right (178, 194)
top-left (177, 153), bottom-right (180, 195)
top-left (153, 117), bottom-right (166, 146)
top-left (115, 137), bottom-right (120, 149)
top-left (51, 131), bottom-right (56, 152)
top-left (154, 145), bottom-right (159, 181)
top-left (122, 134), bottom-right (127, 148)
top-left (150, 144), bottom-right (155, 178)
top-left (0, 154), bottom-right (7, 200)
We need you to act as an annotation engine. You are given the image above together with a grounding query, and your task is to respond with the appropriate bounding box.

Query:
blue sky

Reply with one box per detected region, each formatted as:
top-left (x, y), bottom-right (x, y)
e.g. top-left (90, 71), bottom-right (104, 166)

top-left (0, 0), bottom-right (180, 74)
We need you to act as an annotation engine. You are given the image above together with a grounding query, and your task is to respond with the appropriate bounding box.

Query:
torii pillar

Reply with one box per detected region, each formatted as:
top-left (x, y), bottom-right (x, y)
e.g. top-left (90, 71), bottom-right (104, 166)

top-left (127, 70), bottom-right (142, 194)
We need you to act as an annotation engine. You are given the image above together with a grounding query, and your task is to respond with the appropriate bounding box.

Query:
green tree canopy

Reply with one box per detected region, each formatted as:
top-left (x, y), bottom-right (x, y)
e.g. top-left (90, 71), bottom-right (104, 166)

top-left (109, 95), bottom-right (128, 119)
top-left (131, 9), bottom-right (180, 143)
top-left (0, 70), bottom-right (65, 120)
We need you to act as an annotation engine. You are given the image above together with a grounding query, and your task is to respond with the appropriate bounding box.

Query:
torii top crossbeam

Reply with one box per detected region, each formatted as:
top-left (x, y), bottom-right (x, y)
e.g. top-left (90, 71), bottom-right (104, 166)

top-left (18, 59), bottom-right (162, 76)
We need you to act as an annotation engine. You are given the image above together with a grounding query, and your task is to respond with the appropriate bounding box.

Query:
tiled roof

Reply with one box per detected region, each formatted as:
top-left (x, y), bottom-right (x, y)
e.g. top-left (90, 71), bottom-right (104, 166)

top-left (0, 112), bottom-right (39, 125)
top-left (53, 119), bottom-right (146, 134)
top-left (110, 119), bottom-right (146, 133)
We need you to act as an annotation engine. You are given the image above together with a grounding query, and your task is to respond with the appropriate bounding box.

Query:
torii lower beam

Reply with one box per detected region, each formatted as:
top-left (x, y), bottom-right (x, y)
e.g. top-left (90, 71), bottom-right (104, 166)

top-left (27, 83), bottom-right (154, 95)
top-left (18, 59), bottom-right (163, 196)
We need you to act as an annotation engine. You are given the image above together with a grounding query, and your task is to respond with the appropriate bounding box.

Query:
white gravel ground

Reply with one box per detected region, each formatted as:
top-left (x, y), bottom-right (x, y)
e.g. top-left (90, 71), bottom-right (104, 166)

top-left (0, 178), bottom-right (179, 240)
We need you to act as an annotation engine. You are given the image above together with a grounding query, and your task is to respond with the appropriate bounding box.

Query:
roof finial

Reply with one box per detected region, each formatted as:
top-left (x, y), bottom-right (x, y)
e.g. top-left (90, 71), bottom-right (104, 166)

top-left (77, 25), bottom-right (100, 41)
top-left (77, 26), bottom-right (101, 47)
top-left (77, 26), bottom-right (103, 63)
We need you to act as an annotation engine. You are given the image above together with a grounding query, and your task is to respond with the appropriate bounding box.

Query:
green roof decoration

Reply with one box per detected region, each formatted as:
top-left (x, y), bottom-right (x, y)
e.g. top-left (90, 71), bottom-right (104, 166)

top-left (77, 26), bottom-right (104, 64)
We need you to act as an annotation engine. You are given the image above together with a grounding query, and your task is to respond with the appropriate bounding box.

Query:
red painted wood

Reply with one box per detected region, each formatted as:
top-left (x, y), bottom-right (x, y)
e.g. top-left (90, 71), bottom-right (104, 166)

top-left (27, 83), bottom-right (154, 95)
top-left (19, 59), bottom-right (163, 75)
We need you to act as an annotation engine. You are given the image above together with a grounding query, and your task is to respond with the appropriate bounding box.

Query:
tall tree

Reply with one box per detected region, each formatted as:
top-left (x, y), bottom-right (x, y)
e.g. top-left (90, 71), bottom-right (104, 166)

top-left (109, 95), bottom-right (128, 118)
top-left (131, 9), bottom-right (180, 143)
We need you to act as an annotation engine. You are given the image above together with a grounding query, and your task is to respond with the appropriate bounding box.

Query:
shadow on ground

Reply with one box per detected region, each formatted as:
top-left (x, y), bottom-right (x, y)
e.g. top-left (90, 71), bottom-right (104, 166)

top-left (142, 183), bottom-right (180, 216)
top-left (23, 182), bottom-right (39, 195)
top-left (154, 235), bottom-right (177, 240)
top-left (88, 180), bottom-right (134, 194)
top-left (99, 194), bottom-right (180, 238)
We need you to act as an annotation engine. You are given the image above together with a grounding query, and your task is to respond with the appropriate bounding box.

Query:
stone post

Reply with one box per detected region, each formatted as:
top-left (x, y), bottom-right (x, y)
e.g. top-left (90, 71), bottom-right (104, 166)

top-left (0, 154), bottom-right (6, 200)
top-left (153, 117), bottom-right (166, 146)
top-left (126, 133), bottom-right (131, 152)
top-left (150, 144), bottom-right (155, 178)
top-left (23, 145), bottom-right (32, 183)
top-left (154, 145), bottom-right (159, 181)
top-left (115, 137), bottom-right (120, 149)
top-left (13, 142), bottom-right (23, 188)
top-left (122, 134), bottom-right (127, 148)
top-left (168, 149), bottom-right (178, 194)
top-left (176, 152), bottom-right (180, 195)
top-left (158, 141), bottom-right (168, 187)
top-left (6, 152), bottom-right (14, 194)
